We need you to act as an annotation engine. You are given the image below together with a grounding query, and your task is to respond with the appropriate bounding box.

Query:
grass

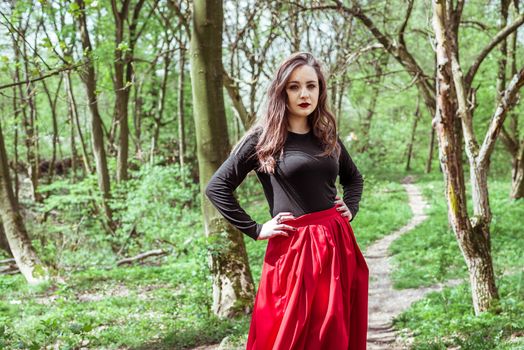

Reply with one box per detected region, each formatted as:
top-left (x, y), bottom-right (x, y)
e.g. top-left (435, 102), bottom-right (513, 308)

top-left (394, 273), bottom-right (524, 350)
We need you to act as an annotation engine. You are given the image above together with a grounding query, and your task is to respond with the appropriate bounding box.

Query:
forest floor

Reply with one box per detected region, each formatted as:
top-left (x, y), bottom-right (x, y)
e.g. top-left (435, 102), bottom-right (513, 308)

top-left (190, 176), bottom-right (467, 350)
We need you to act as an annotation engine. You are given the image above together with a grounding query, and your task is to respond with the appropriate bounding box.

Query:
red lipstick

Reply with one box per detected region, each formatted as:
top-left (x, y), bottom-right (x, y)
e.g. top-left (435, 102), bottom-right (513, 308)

top-left (299, 103), bottom-right (310, 108)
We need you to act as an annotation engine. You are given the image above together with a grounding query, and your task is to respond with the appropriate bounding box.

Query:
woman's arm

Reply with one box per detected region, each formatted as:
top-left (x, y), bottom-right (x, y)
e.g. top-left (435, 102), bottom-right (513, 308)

top-left (337, 136), bottom-right (364, 222)
top-left (205, 132), bottom-right (262, 240)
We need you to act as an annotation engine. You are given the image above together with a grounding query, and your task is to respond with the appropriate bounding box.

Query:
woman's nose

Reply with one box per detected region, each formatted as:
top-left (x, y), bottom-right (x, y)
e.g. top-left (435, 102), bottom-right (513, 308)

top-left (299, 88), bottom-right (308, 98)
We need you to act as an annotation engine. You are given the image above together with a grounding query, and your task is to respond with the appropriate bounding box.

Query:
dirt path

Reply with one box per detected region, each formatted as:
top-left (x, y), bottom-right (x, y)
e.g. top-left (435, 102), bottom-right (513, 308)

top-left (364, 177), bottom-right (463, 349)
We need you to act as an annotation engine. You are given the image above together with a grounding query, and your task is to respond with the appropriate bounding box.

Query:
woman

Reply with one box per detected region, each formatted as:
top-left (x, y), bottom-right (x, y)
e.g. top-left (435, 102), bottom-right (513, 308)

top-left (205, 52), bottom-right (368, 349)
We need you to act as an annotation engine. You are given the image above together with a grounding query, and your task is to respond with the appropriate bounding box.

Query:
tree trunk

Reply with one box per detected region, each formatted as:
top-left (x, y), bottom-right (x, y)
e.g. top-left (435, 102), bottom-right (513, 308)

top-left (133, 75), bottom-right (143, 159)
top-left (190, 0), bottom-right (255, 318)
top-left (111, 0), bottom-right (130, 182)
top-left (0, 221), bottom-right (12, 256)
top-left (359, 55), bottom-right (387, 153)
top-left (111, 0), bottom-right (147, 181)
top-left (65, 73), bottom-right (92, 175)
top-left (499, 1), bottom-right (524, 200)
top-left (426, 127), bottom-right (435, 173)
top-left (178, 44), bottom-right (186, 169)
top-left (510, 142), bottom-right (524, 198)
top-left (0, 120), bottom-right (48, 284)
top-left (41, 76), bottom-right (64, 184)
top-left (76, 0), bottom-right (114, 230)
top-left (432, 0), bottom-right (499, 314)
top-left (12, 26), bottom-right (40, 202)
top-left (406, 98), bottom-right (421, 171)
top-left (152, 49), bottom-right (171, 155)
top-left (336, 75), bottom-right (347, 127)
top-left (11, 86), bottom-right (20, 202)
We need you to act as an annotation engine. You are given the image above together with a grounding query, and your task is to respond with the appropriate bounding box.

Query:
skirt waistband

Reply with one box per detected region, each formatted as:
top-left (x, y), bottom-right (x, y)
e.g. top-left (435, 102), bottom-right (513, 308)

top-left (283, 205), bottom-right (340, 227)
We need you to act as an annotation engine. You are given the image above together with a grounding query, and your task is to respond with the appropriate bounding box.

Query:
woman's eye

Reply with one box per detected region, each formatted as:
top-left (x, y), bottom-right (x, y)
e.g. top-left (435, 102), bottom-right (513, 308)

top-left (288, 85), bottom-right (298, 90)
top-left (308, 84), bottom-right (317, 89)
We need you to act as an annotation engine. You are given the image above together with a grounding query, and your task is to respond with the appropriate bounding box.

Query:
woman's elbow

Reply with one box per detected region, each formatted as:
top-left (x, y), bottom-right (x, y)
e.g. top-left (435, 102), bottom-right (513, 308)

top-left (204, 180), bottom-right (215, 200)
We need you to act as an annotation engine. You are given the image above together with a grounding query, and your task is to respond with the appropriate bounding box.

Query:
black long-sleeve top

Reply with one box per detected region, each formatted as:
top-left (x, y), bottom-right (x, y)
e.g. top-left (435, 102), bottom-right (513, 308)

top-left (204, 129), bottom-right (364, 241)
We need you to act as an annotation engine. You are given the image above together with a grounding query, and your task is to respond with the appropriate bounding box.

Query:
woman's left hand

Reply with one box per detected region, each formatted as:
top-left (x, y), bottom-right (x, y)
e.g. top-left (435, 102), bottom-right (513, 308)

top-left (335, 195), bottom-right (352, 221)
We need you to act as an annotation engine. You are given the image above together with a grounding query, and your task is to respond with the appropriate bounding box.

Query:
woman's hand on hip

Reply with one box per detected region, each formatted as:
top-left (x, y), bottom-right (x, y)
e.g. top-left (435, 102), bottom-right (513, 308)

top-left (257, 212), bottom-right (297, 240)
top-left (335, 196), bottom-right (353, 221)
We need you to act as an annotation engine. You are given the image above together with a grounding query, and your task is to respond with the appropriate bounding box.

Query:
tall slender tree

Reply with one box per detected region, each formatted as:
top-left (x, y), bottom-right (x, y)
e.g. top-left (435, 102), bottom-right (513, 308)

top-left (190, 0), bottom-right (255, 317)
top-left (75, 0), bottom-right (114, 230)
top-left (496, 0), bottom-right (524, 199)
top-left (111, 0), bottom-right (154, 182)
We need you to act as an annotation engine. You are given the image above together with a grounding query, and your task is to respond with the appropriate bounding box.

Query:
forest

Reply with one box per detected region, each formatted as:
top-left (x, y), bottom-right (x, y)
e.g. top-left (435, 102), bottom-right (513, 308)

top-left (0, 0), bottom-right (523, 349)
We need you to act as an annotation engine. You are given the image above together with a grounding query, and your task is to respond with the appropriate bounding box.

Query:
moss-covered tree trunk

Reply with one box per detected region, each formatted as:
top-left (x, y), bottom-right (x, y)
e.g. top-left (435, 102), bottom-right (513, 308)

top-left (0, 121), bottom-right (48, 284)
top-left (432, 0), bottom-right (498, 314)
top-left (190, 0), bottom-right (255, 318)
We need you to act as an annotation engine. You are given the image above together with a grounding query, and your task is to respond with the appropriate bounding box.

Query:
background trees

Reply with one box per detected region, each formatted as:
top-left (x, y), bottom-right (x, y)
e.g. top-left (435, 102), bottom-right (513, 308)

top-left (0, 0), bottom-right (522, 347)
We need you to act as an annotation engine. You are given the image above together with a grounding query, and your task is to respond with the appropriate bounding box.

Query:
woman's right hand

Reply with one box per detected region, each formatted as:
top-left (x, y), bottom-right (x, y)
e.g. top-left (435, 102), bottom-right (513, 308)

top-left (257, 212), bottom-right (297, 240)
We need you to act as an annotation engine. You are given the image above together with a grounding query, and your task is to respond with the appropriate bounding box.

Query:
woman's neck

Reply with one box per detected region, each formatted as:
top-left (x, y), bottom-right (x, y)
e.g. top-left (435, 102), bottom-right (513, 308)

top-left (287, 116), bottom-right (310, 134)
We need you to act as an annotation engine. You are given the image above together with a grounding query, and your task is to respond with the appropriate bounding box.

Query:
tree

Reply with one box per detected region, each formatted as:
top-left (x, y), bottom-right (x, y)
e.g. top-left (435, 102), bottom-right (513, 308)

top-left (74, 0), bottom-right (114, 231)
top-left (190, 0), bottom-right (255, 317)
top-left (432, 0), bottom-right (524, 313)
top-left (0, 222), bottom-right (12, 256)
top-left (496, 0), bottom-right (524, 199)
top-left (111, 0), bottom-right (157, 181)
top-left (0, 119), bottom-right (49, 284)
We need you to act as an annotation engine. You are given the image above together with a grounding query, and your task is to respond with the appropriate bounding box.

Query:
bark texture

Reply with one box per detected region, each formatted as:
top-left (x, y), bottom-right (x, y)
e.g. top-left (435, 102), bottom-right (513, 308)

top-left (75, 0), bottom-right (114, 229)
top-left (432, 0), bottom-right (499, 314)
top-left (190, 0), bottom-right (256, 318)
top-left (0, 121), bottom-right (48, 284)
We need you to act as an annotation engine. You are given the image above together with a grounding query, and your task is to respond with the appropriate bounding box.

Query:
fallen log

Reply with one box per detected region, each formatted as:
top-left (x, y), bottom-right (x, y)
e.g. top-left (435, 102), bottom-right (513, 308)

top-left (116, 249), bottom-right (167, 267)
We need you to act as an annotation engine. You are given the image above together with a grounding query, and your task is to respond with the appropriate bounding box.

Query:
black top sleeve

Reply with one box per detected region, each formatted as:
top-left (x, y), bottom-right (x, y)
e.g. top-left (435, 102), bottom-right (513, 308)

top-left (204, 133), bottom-right (262, 241)
top-left (337, 136), bottom-right (364, 222)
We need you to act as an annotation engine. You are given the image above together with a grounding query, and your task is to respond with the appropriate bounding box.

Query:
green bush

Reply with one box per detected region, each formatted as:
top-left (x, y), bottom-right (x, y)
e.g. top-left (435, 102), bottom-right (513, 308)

top-left (111, 163), bottom-right (201, 256)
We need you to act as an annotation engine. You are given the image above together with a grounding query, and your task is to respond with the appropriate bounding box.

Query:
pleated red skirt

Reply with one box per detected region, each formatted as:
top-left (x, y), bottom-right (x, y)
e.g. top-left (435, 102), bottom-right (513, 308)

top-left (246, 205), bottom-right (369, 350)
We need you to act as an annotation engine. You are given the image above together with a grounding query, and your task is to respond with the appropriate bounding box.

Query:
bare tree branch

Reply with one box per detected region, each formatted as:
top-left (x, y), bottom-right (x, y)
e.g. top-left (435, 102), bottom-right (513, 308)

top-left (465, 12), bottom-right (524, 88)
top-left (0, 63), bottom-right (85, 91)
top-left (478, 67), bottom-right (524, 166)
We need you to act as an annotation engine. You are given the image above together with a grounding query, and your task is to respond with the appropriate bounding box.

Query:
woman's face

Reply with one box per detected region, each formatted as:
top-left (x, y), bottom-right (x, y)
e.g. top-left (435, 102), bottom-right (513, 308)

top-left (285, 65), bottom-right (319, 121)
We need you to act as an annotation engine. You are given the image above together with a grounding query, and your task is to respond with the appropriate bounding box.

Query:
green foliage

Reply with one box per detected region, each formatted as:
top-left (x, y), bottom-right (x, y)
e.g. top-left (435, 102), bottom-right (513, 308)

top-left (111, 162), bottom-right (200, 256)
top-left (32, 174), bottom-right (109, 266)
top-left (29, 162), bottom-right (200, 267)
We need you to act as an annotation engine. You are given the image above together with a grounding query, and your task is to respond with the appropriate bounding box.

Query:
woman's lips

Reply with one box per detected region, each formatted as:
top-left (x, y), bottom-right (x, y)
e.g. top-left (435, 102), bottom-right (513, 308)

top-left (298, 103), bottom-right (310, 108)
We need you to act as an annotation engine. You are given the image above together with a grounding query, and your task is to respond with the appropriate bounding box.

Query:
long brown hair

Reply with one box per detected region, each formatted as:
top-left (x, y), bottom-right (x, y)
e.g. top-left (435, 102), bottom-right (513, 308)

top-left (233, 52), bottom-right (340, 174)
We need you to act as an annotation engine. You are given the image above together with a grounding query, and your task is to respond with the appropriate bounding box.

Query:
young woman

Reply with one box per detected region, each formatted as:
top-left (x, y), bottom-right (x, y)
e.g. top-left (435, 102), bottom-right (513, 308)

top-left (205, 52), bottom-right (368, 349)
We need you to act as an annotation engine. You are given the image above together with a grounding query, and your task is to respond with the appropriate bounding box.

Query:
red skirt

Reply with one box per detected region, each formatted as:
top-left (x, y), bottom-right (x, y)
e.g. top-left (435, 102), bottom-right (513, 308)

top-left (246, 205), bottom-right (369, 350)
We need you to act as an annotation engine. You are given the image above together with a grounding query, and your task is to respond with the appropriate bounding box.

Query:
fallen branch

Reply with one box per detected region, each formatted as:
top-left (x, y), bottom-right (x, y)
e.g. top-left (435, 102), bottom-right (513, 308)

top-left (0, 258), bottom-right (15, 264)
top-left (0, 259), bottom-right (19, 275)
top-left (116, 249), bottom-right (167, 267)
